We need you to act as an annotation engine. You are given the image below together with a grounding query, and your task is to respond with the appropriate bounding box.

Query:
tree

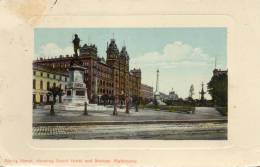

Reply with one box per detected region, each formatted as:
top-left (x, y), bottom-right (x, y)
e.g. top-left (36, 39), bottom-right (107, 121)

top-left (189, 84), bottom-right (195, 99)
top-left (207, 72), bottom-right (228, 106)
top-left (101, 94), bottom-right (109, 106)
top-left (47, 86), bottom-right (63, 115)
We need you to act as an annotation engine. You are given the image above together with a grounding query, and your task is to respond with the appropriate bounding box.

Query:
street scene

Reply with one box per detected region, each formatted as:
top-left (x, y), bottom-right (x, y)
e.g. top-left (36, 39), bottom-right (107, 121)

top-left (33, 28), bottom-right (227, 140)
top-left (33, 106), bottom-right (227, 139)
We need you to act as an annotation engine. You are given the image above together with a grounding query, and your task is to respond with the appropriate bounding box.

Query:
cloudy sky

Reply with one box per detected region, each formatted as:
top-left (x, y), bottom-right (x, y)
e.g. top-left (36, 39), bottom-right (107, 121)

top-left (34, 28), bottom-right (227, 99)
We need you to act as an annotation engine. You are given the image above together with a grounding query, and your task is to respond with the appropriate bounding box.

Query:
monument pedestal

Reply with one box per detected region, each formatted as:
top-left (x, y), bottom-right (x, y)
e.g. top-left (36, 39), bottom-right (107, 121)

top-left (153, 91), bottom-right (166, 105)
top-left (59, 64), bottom-right (89, 111)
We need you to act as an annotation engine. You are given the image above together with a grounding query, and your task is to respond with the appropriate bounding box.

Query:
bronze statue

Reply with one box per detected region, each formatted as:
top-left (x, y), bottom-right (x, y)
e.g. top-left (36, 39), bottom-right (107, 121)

top-left (72, 34), bottom-right (80, 56)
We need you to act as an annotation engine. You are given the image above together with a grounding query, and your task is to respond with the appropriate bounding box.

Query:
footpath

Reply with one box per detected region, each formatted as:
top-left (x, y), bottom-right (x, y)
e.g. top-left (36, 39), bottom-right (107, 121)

top-left (33, 106), bottom-right (227, 127)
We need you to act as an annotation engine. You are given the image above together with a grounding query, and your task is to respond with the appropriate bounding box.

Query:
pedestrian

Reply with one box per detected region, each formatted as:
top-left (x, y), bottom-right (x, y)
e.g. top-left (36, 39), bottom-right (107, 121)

top-left (125, 95), bottom-right (129, 114)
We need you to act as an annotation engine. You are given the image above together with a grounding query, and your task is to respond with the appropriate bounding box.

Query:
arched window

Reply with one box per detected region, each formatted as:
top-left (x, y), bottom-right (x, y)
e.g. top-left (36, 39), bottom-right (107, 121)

top-left (53, 82), bottom-right (56, 88)
top-left (40, 80), bottom-right (43, 89)
top-left (40, 95), bottom-right (43, 103)
top-left (47, 82), bottom-right (50, 90)
top-left (33, 79), bottom-right (36, 89)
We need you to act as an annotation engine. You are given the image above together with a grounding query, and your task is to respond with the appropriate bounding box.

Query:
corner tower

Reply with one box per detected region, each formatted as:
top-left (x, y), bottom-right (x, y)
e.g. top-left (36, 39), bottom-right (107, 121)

top-left (80, 44), bottom-right (97, 58)
top-left (106, 39), bottom-right (119, 67)
top-left (120, 46), bottom-right (129, 71)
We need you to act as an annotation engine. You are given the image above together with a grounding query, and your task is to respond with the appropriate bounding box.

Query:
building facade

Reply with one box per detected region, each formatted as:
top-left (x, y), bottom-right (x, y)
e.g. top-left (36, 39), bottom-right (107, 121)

top-left (33, 38), bottom-right (141, 103)
top-left (140, 84), bottom-right (153, 102)
top-left (33, 65), bottom-right (68, 104)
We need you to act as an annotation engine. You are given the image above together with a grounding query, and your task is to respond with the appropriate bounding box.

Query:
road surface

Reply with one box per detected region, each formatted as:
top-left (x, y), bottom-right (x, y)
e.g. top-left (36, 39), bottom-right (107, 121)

top-left (33, 122), bottom-right (227, 140)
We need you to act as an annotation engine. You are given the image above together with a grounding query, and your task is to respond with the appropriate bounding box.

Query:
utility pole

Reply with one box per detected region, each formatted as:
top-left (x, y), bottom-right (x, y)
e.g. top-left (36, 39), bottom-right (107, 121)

top-left (155, 69), bottom-right (159, 93)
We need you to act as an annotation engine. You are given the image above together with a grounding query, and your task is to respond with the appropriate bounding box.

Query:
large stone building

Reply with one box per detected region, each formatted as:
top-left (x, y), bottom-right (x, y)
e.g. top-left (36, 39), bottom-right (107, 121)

top-left (33, 38), bottom-right (141, 103)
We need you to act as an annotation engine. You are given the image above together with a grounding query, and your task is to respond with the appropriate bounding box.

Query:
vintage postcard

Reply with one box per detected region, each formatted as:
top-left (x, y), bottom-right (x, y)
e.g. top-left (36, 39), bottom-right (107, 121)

top-left (1, 0), bottom-right (260, 167)
top-left (33, 28), bottom-right (227, 140)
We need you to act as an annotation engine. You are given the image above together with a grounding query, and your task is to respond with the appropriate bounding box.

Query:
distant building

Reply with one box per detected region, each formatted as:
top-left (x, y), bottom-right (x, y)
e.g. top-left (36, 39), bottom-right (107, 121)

top-left (168, 90), bottom-right (178, 101)
top-left (140, 84), bottom-right (153, 102)
top-left (33, 65), bottom-right (68, 104)
top-left (33, 37), bottom-right (141, 103)
top-left (159, 92), bottom-right (169, 101)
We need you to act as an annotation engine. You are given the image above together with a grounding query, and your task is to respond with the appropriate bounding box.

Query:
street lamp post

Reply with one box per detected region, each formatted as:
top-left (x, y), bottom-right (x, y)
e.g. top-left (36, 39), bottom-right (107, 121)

top-left (113, 95), bottom-right (118, 115)
top-left (112, 67), bottom-right (118, 116)
top-left (84, 102), bottom-right (88, 115)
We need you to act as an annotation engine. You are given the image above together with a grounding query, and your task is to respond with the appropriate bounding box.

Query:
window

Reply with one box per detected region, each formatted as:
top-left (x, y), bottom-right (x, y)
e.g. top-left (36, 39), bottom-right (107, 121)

top-left (33, 71), bottom-right (36, 76)
top-left (40, 72), bottom-right (43, 77)
top-left (47, 82), bottom-right (50, 90)
top-left (40, 80), bottom-right (43, 89)
top-left (76, 91), bottom-right (85, 96)
top-left (47, 73), bottom-right (49, 78)
top-left (33, 94), bottom-right (36, 103)
top-left (53, 82), bottom-right (56, 88)
top-left (40, 95), bottom-right (43, 103)
top-left (33, 79), bottom-right (36, 89)
top-left (67, 90), bottom-right (71, 96)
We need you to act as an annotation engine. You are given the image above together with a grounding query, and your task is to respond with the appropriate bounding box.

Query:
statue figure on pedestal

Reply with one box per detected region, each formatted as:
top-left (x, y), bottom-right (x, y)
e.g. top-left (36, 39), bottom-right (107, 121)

top-left (71, 34), bottom-right (83, 66)
top-left (73, 34), bottom-right (81, 57)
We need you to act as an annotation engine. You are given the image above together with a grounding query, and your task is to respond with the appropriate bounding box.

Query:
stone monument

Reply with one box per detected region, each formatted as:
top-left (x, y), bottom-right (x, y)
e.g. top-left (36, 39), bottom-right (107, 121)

top-left (153, 69), bottom-right (166, 105)
top-left (59, 34), bottom-right (89, 110)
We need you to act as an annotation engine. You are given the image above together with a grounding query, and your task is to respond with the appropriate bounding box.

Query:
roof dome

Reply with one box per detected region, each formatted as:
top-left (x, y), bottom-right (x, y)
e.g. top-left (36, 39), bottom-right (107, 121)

top-left (106, 39), bottom-right (119, 56)
top-left (120, 46), bottom-right (129, 60)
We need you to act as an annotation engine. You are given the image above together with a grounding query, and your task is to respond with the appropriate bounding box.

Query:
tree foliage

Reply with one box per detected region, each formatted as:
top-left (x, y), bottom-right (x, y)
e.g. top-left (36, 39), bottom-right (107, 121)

top-left (47, 86), bottom-right (63, 104)
top-left (189, 84), bottom-right (194, 99)
top-left (207, 73), bottom-right (228, 106)
top-left (47, 86), bottom-right (63, 115)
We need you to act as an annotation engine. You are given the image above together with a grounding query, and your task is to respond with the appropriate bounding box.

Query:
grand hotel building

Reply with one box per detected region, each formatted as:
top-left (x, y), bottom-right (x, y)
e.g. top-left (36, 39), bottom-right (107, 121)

top-left (33, 38), bottom-right (141, 103)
